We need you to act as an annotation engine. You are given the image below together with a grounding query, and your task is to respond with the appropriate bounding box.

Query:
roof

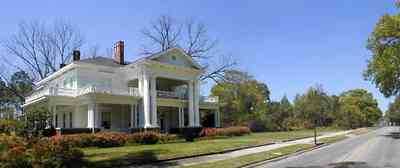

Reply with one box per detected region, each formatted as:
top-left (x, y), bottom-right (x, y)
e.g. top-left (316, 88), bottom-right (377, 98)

top-left (78, 57), bottom-right (126, 67)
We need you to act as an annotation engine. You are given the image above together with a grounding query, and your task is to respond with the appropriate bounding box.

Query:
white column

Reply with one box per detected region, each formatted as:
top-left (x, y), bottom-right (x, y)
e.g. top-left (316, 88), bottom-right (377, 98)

top-left (188, 81), bottom-right (195, 127)
top-left (215, 110), bottom-right (220, 127)
top-left (142, 74), bottom-right (151, 128)
top-left (194, 81), bottom-right (201, 127)
top-left (52, 105), bottom-right (57, 128)
top-left (87, 101), bottom-right (96, 129)
top-left (150, 76), bottom-right (158, 127)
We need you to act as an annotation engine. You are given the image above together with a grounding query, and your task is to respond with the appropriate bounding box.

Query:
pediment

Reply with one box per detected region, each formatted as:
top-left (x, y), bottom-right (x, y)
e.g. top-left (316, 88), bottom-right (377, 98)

top-left (147, 48), bottom-right (202, 70)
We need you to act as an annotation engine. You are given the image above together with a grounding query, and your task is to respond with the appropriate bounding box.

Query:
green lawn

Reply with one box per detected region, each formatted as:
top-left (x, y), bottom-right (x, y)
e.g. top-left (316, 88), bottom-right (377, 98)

top-left (319, 135), bottom-right (348, 144)
top-left (182, 144), bottom-right (315, 168)
top-left (83, 127), bottom-right (341, 167)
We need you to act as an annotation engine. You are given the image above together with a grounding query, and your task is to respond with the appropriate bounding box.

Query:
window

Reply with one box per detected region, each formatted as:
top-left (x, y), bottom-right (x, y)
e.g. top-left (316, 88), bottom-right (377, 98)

top-left (171, 55), bottom-right (176, 61)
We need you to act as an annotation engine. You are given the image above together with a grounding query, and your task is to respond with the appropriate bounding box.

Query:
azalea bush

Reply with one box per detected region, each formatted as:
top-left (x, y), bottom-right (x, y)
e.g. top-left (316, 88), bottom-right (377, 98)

top-left (51, 132), bottom-right (129, 148)
top-left (127, 131), bottom-right (160, 144)
top-left (31, 137), bottom-right (84, 168)
top-left (0, 133), bottom-right (85, 168)
top-left (0, 134), bottom-right (31, 168)
top-left (200, 126), bottom-right (251, 137)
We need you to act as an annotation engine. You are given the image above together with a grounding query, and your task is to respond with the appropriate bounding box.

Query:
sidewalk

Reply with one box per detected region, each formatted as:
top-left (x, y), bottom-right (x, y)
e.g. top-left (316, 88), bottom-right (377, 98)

top-left (138, 130), bottom-right (352, 168)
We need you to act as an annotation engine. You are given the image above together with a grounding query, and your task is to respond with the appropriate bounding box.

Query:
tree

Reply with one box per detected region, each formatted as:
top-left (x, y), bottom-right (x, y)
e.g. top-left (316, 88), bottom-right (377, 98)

top-left (363, 3), bottom-right (400, 97)
top-left (2, 20), bottom-right (83, 81)
top-left (141, 15), bottom-right (236, 82)
top-left (339, 89), bottom-right (382, 128)
top-left (211, 70), bottom-right (270, 127)
top-left (293, 85), bottom-right (333, 144)
top-left (293, 85), bottom-right (331, 127)
top-left (387, 96), bottom-right (400, 125)
top-left (266, 96), bottom-right (293, 131)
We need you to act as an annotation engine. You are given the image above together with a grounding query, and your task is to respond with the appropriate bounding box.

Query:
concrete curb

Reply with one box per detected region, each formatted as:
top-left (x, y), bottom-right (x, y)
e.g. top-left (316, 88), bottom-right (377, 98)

top-left (157, 142), bottom-right (277, 163)
top-left (242, 143), bottom-right (330, 168)
top-left (242, 130), bottom-right (367, 168)
top-left (158, 135), bottom-right (316, 163)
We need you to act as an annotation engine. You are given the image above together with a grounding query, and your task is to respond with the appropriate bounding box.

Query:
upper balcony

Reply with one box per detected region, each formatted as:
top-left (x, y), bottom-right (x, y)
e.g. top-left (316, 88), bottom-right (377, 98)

top-left (25, 86), bottom-right (140, 103)
top-left (25, 86), bottom-right (219, 104)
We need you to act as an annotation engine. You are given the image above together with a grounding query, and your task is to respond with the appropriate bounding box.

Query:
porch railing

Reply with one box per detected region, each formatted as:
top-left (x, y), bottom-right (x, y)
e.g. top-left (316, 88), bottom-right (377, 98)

top-left (26, 86), bottom-right (218, 103)
top-left (200, 96), bottom-right (219, 103)
top-left (157, 90), bottom-right (186, 99)
top-left (26, 86), bottom-right (140, 103)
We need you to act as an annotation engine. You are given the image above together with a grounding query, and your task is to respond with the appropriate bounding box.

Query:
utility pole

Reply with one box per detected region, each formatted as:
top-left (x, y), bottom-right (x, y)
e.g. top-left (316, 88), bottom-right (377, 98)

top-left (314, 119), bottom-right (317, 145)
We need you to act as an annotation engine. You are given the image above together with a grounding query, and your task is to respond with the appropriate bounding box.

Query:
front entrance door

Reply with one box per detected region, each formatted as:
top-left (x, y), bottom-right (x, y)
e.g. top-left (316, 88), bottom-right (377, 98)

top-left (101, 111), bottom-right (111, 130)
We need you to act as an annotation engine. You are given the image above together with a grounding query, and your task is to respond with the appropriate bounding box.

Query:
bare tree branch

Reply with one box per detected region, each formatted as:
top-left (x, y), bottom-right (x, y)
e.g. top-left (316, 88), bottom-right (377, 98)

top-left (141, 15), bottom-right (236, 82)
top-left (2, 20), bottom-right (84, 81)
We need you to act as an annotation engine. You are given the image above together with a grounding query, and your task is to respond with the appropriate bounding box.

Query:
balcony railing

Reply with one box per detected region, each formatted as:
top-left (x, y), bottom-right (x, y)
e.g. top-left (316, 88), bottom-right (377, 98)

top-left (25, 86), bottom-right (140, 103)
top-left (157, 90), bottom-right (186, 99)
top-left (26, 86), bottom-right (218, 104)
top-left (200, 96), bottom-right (219, 103)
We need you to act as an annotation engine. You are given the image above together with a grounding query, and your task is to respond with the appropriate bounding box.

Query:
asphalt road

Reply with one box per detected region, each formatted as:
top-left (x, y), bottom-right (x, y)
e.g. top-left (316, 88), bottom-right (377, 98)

top-left (254, 126), bottom-right (400, 168)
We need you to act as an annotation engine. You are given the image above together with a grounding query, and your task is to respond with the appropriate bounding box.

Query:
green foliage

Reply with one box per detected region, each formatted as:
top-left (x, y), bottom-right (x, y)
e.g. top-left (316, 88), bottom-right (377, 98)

top-left (266, 96), bottom-right (294, 131)
top-left (293, 85), bottom-right (333, 127)
top-left (0, 120), bottom-right (24, 135)
top-left (386, 96), bottom-right (400, 124)
top-left (364, 6), bottom-right (400, 97)
top-left (338, 89), bottom-right (382, 128)
top-left (21, 106), bottom-right (52, 138)
top-left (211, 70), bottom-right (270, 127)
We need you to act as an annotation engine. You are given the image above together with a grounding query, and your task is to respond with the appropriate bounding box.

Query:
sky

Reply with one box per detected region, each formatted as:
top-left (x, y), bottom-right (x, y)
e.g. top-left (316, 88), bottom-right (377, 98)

top-left (0, 0), bottom-right (397, 111)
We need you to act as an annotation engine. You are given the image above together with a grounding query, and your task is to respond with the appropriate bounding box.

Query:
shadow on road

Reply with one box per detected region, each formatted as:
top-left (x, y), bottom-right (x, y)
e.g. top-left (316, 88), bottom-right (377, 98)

top-left (286, 161), bottom-right (374, 168)
top-left (381, 132), bottom-right (400, 139)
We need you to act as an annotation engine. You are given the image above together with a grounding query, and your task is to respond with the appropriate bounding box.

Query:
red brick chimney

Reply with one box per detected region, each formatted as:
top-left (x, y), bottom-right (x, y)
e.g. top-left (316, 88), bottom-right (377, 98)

top-left (114, 41), bottom-right (124, 65)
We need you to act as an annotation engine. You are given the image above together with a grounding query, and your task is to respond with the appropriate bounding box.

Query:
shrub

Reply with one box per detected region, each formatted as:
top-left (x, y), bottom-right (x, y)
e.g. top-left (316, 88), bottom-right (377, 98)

top-left (0, 134), bottom-right (32, 168)
top-left (51, 132), bottom-right (128, 148)
top-left (159, 134), bottom-right (178, 143)
top-left (0, 120), bottom-right (24, 135)
top-left (31, 137), bottom-right (84, 168)
top-left (200, 126), bottom-right (251, 137)
top-left (248, 120), bottom-right (268, 132)
top-left (127, 131), bottom-right (160, 144)
top-left (91, 133), bottom-right (128, 147)
top-left (180, 127), bottom-right (204, 142)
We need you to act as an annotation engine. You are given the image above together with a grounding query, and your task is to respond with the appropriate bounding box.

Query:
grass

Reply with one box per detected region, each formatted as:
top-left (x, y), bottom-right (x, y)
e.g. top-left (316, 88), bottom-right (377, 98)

top-left (181, 144), bottom-right (315, 168)
top-left (319, 135), bottom-right (348, 144)
top-left (82, 127), bottom-right (341, 167)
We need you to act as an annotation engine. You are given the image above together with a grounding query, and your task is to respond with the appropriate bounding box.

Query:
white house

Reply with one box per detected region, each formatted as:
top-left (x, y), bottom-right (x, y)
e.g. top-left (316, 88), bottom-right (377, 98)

top-left (23, 41), bottom-right (220, 133)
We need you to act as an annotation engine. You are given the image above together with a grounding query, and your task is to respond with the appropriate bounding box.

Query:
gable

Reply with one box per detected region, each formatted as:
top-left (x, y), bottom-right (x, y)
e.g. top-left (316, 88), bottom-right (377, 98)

top-left (148, 48), bottom-right (201, 70)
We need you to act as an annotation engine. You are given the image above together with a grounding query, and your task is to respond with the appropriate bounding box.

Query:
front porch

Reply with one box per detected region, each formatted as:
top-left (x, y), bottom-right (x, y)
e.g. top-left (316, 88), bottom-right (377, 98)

top-left (24, 94), bottom-right (219, 133)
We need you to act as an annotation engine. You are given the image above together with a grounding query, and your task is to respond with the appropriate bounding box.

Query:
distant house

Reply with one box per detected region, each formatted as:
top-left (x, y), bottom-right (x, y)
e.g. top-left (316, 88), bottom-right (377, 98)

top-left (23, 41), bottom-right (220, 133)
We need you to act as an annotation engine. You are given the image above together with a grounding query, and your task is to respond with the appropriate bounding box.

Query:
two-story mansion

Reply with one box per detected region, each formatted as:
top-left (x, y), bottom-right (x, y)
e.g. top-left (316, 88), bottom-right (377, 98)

top-left (23, 41), bottom-right (220, 133)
